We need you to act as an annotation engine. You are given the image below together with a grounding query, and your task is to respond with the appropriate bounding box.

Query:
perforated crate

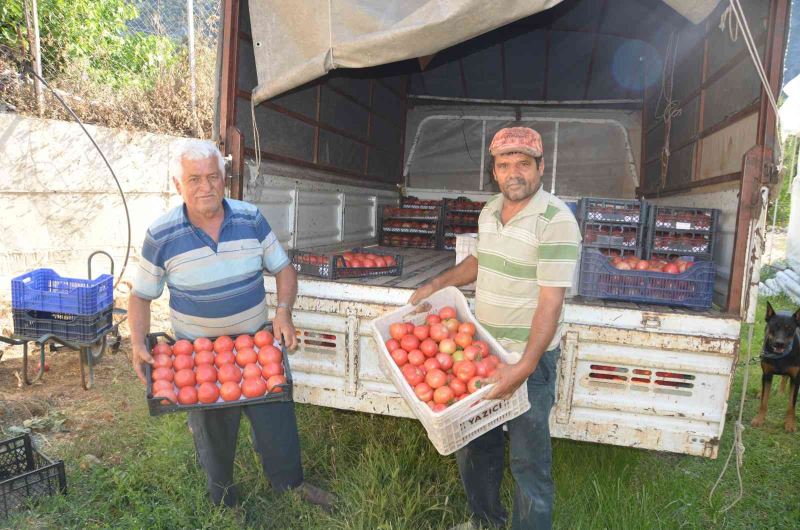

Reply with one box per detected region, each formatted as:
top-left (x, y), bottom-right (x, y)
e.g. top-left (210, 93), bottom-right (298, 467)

top-left (645, 206), bottom-right (718, 260)
top-left (11, 268), bottom-right (113, 316)
top-left (290, 248), bottom-right (403, 279)
top-left (12, 307), bottom-right (113, 343)
top-left (370, 286), bottom-right (530, 455)
top-left (578, 250), bottom-right (714, 309)
top-left (578, 198), bottom-right (645, 224)
top-left (0, 434), bottom-right (66, 518)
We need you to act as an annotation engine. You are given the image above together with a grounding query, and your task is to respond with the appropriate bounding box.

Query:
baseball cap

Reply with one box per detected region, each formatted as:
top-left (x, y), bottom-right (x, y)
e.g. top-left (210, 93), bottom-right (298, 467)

top-left (489, 127), bottom-right (543, 158)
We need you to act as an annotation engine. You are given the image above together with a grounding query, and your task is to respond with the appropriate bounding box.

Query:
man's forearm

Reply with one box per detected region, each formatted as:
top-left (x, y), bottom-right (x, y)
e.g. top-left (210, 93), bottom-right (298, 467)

top-left (274, 264), bottom-right (298, 310)
top-left (517, 290), bottom-right (564, 373)
top-left (430, 255), bottom-right (479, 290)
top-left (128, 294), bottom-right (152, 349)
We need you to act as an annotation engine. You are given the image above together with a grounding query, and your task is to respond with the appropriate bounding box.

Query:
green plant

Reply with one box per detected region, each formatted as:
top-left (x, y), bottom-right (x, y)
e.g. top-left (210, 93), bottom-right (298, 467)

top-left (767, 134), bottom-right (798, 229)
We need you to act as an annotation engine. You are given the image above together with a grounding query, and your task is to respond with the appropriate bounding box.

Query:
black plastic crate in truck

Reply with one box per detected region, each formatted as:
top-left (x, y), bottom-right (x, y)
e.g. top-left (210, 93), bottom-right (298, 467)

top-left (290, 248), bottom-right (403, 280)
top-left (0, 434), bottom-right (67, 518)
top-left (581, 221), bottom-right (644, 249)
top-left (579, 198), bottom-right (645, 224)
top-left (644, 206), bottom-right (719, 260)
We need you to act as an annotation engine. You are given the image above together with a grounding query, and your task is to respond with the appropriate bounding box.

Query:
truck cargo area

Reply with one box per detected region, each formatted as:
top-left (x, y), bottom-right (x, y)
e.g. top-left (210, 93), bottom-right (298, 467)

top-left (216, 0), bottom-right (789, 457)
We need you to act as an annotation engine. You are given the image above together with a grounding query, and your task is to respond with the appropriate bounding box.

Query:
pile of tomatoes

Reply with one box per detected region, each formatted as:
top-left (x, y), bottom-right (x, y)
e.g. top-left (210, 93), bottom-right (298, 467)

top-left (149, 330), bottom-right (288, 407)
top-left (608, 255), bottom-right (693, 274)
top-left (385, 306), bottom-right (503, 413)
top-left (339, 251), bottom-right (396, 269)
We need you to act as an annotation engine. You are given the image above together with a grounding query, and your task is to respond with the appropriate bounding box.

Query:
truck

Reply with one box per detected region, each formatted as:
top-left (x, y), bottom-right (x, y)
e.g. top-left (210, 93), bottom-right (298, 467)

top-left (211, 0), bottom-right (790, 458)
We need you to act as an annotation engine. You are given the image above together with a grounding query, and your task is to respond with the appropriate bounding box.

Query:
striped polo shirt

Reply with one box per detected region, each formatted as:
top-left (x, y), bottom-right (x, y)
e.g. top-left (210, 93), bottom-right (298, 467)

top-left (470, 187), bottom-right (581, 359)
top-left (132, 199), bottom-right (289, 340)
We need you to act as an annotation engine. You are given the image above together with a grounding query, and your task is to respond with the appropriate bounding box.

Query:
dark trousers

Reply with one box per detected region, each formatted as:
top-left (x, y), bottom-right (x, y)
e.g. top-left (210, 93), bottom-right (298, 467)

top-left (456, 347), bottom-right (560, 530)
top-left (187, 400), bottom-right (304, 507)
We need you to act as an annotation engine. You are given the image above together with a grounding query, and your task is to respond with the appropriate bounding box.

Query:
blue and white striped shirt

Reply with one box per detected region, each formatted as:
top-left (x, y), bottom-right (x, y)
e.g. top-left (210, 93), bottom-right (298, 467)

top-left (132, 199), bottom-right (289, 339)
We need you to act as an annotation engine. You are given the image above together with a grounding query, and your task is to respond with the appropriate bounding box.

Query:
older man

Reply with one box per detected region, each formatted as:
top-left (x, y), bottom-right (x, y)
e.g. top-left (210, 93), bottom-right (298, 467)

top-left (410, 127), bottom-right (581, 529)
top-left (129, 139), bottom-right (333, 510)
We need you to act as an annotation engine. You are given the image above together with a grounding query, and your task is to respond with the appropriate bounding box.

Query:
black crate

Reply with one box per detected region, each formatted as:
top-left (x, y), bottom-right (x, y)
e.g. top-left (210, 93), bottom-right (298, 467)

top-left (443, 197), bottom-right (485, 214)
top-left (400, 197), bottom-right (443, 210)
top-left (578, 250), bottom-right (714, 309)
top-left (1, 434), bottom-right (66, 518)
top-left (382, 205), bottom-right (441, 221)
top-left (12, 306), bottom-right (112, 343)
top-left (380, 231), bottom-right (439, 249)
top-left (581, 221), bottom-right (643, 249)
top-left (290, 248), bottom-right (403, 280)
top-left (579, 198), bottom-right (645, 224)
top-left (144, 327), bottom-right (293, 416)
top-left (645, 206), bottom-right (718, 260)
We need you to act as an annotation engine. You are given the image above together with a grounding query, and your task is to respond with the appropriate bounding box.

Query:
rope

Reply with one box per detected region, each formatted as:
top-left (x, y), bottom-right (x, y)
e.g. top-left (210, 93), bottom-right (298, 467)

top-left (718, 5), bottom-right (739, 42)
top-left (656, 31), bottom-right (681, 189)
top-left (250, 98), bottom-right (261, 187)
top-left (709, 322), bottom-right (754, 513)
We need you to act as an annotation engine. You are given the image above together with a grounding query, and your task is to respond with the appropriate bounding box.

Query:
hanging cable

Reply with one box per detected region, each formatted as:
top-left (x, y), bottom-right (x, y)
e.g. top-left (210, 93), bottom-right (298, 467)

top-left (250, 98), bottom-right (261, 187)
top-left (656, 31), bottom-right (681, 189)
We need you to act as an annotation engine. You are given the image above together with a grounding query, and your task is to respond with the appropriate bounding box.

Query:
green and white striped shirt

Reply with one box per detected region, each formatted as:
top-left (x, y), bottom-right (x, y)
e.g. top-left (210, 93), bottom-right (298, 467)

top-left (470, 188), bottom-right (581, 359)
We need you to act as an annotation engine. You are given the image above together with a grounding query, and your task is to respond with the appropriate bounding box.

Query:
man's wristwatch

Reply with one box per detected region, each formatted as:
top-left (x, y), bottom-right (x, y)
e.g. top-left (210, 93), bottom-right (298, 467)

top-left (276, 302), bottom-right (292, 312)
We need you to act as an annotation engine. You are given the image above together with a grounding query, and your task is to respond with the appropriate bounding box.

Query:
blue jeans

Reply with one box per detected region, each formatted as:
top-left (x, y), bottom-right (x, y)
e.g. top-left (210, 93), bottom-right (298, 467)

top-left (456, 347), bottom-right (559, 529)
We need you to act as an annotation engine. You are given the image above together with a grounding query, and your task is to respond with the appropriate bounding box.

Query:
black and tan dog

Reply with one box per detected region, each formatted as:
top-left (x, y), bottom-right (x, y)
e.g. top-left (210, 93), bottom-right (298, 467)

top-left (751, 302), bottom-right (800, 432)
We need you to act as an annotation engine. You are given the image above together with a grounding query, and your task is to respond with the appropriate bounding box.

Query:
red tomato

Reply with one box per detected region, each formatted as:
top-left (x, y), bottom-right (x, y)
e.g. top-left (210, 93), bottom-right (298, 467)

top-left (662, 263), bottom-right (680, 274)
top-left (414, 382), bottom-right (434, 402)
top-left (384, 256), bottom-right (396, 267)
top-left (454, 332), bottom-right (473, 349)
top-left (635, 260), bottom-right (650, 271)
top-left (235, 348), bottom-right (258, 367)
top-left (419, 339), bottom-right (439, 357)
top-left (413, 325), bottom-right (430, 341)
top-left (153, 354), bottom-right (172, 369)
top-left (423, 357), bottom-right (441, 372)
top-left (362, 258), bottom-right (377, 267)
top-left (194, 350), bottom-right (215, 366)
top-left (261, 362), bottom-right (283, 378)
top-left (485, 355), bottom-right (501, 367)
top-left (197, 382), bottom-right (220, 403)
top-left (214, 336), bottom-right (234, 353)
top-left (254, 330), bottom-right (275, 348)
top-left (152, 342), bottom-right (172, 357)
top-left (234, 334), bottom-right (254, 351)
top-left (433, 386), bottom-right (454, 405)
top-left (258, 345), bottom-right (283, 366)
top-left (467, 376), bottom-right (487, 394)
top-left (214, 350), bottom-right (235, 368)
top-left (374, 257), bottom-right (387, 267)
top-left (439, 306), bottom-right (457, 320)
top-left (473, 341), bottom-right (490, 357)
top-left (402, 365), bottom-right (425, 386)
top-left (243, 363), bottom-right (262, 380)
top-left (391, 348), bottom-right (408, 366)
top-left (449, 378), bottom-right (467, 396)
top-left (173, 340), bottom-right (194, 356)
top-left (443, 319), bottom-right (460, 334)
top-left (432, 403), bottom-right (447, 413)
top-left (193, 337), bottom-right (213, 352)
top-left (455, 361), bottom-right (477, 382)
top-left (438, 338), bottom-right (457, 355)
top-left (475, 359), bottom-right (492, 378)
top-left (242, 377), bottom-right (267, 398)
top-left (457, 322), bottom-right (476, 336)
top-left (407, 349), bottom-right (425, 366)
top-left (195, 364), bottom-right (218, 384)
top-left (177, 386), bottom-right (198, 405)
top-left (154, 388), bottom-right (177, 405)
top-left (218, 363), bottom-right (242, 384)
top-left (152, 379), bottom-right (174, 393)
top-left (152, 367), bottom-right (174, 382)
top-left (173, 354), bottom-right (194, 371)
top-left (389, 323), bottom-right (406, 341)
top-left (174, 368), bottom-right (196, 388)
top-left (426, 314), bottom-right (441, 325)
top-left (400, 334), bottom-right (420, 352)
top-left (350, 258), bottom-right (364, 268)
top-left (452, 350), bottom-right (464, 362)
top-left (463, 345), bottom-right (482, 361)
top-left (220, 381), bottom-right (242, 401)
top-left (385, 339), bottom-right (400, 352)
top-left (429, 324), bottom-right (450, 342)
top-left (425, 368), bottom-right (447, 389)
top-left (405, 322), bottom-right (415, 335)
top-left (342, 252), bottom-right (354, 260)
top-left (436, 352), bottom-right (454, 371)
top-left (266, 374), bottom-right (287, 393)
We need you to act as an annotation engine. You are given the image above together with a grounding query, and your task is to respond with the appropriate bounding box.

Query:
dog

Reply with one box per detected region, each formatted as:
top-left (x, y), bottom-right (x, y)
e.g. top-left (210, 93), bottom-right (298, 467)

top-left (751, 302), bottom-right (800, 432)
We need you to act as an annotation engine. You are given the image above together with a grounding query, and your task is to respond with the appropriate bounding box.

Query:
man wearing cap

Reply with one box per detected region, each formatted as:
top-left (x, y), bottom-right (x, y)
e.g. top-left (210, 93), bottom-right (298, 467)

top-left (409, 127), bottom-right (581, 529)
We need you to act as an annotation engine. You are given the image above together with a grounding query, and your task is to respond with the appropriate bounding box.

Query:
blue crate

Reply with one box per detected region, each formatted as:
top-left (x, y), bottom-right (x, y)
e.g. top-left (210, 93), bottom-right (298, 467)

top-left (11, 269), bottom-right (113, 316)
top-left (578, 250), bottom-right (715, 309)
top-left (12, 307), bottom-right (113, 343)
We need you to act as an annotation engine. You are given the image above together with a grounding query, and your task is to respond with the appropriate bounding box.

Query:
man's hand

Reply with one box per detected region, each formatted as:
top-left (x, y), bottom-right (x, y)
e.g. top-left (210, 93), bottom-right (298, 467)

top-left (132, 343), bottom-right (154, 384)
top-left (484, 361), bottom-right (532, 400)
top-left (272, 308), bottom-right (298, 351)
top-left (408, 282), bottom-right (437, 305)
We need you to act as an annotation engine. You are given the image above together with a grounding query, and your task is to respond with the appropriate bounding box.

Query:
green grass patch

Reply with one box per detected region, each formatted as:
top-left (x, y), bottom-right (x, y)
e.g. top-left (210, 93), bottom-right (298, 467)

top-left (5, 296), bottom-right (800, 529)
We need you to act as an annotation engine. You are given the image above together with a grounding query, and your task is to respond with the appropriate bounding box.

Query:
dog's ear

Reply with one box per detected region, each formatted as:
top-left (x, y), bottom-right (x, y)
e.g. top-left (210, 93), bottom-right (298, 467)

top-left (794, 307), bottom-right (800, 326)
top-left (765, 301), bottom-right (775, 322)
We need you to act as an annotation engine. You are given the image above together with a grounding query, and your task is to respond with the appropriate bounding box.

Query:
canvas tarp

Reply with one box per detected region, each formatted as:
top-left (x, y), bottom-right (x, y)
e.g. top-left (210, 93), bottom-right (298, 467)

top-left (247, 0), bottom-right (721, 104)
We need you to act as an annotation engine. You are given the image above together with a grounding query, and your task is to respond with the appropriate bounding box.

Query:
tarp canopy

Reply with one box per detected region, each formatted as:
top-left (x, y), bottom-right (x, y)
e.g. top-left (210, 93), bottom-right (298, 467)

top-left (248, 0), bottom-right (721, 104)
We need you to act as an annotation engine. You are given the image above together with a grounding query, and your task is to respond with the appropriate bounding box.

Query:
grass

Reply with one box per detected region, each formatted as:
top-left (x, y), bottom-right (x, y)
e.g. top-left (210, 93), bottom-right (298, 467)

top-left (5, 296), bottom-right (800, 529)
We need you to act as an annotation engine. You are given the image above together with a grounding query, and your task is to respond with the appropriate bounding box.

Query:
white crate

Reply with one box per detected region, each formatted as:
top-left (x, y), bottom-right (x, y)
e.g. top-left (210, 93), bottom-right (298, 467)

top-left (455, 234), bottom-right (477, 290)
top-left (370, 286), bottom-right (530, 455)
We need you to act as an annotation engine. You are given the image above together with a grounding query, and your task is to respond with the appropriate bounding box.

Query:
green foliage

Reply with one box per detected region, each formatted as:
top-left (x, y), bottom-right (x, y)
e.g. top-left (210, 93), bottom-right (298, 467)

top-left (767, 134), bottom-right (798, 229)
top-left (0, 0), bottom-right (179, 89)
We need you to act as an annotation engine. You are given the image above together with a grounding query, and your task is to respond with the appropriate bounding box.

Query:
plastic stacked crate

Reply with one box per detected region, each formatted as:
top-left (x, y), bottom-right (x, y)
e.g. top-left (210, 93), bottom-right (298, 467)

top-left (442, 197), bottom-right (484, 250)
top-left (10, 269), bottom-right (113, 343)
top-left (290, 248), bottom-right (403, 279)
top-left (1, 434), bottom-right (66, 518)
top-left (380, 197), bottom-right (443, 249)
top-left (645, 206), bottom-right (719, 262)
top-left (578, 198), bottom-right (646, 260)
